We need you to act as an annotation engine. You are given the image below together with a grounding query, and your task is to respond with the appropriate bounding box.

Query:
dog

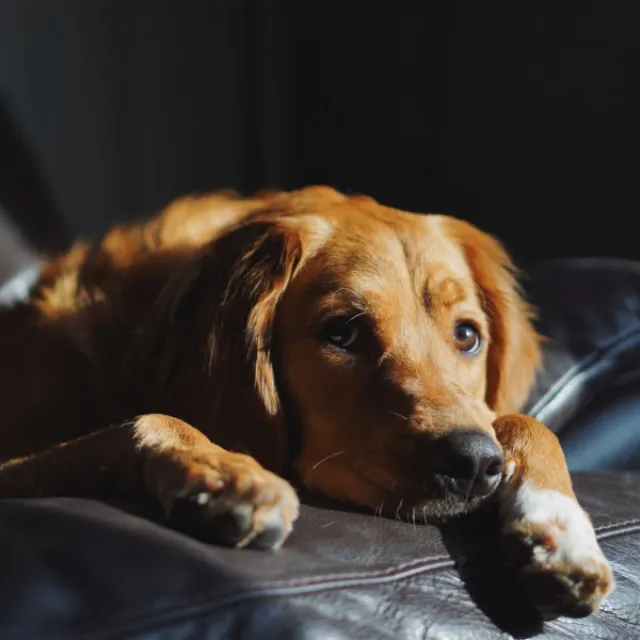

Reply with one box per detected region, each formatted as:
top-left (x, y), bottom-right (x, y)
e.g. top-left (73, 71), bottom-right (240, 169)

top-left (0, 186), bottom-right (613, 617)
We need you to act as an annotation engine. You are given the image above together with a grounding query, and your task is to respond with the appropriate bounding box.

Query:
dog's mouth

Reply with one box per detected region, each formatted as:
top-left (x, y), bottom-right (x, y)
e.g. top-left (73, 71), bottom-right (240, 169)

top-left (348, 460), bottom-right (499, 523)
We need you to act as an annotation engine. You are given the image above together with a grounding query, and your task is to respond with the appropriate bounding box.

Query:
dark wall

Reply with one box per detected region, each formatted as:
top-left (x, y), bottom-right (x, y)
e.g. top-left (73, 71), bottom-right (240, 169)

top-left (293, 1), bottom-right (640, 264)
top-left (0, 0), bottom-right (264, 239)
top-left (1, 1), bottom-right (639, 264)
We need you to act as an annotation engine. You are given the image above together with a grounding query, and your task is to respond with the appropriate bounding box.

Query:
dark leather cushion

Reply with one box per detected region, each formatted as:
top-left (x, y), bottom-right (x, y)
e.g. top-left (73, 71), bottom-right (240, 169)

top-left (522, 259), bottom-right (640, 471)
top-left (560, 378), bottom-right (640, 470)
top-left (523, 258), bottom-right (640, 432)
top-left (1, 472), bottom-right (639, 639)
top-left (2, 258), bottom-right (640, 639)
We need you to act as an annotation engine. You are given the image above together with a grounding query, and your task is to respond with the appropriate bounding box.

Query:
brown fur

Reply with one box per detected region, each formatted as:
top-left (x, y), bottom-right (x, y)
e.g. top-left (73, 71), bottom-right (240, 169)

top-left (493, 414), bottom-right (575, 499)
top-left (0, 186), bottom-right (560, 536)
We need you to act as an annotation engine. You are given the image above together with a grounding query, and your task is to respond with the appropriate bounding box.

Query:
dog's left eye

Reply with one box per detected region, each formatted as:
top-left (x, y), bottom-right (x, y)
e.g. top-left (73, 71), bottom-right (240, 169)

top-left (454, 321), bottom-right (483, 356)
top-left (320, 316), bottom-right (364, 351)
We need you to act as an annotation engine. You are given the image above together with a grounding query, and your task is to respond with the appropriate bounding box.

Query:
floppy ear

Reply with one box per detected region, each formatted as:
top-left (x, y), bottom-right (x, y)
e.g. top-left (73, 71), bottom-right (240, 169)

top-left (135, 216), bottom-right (308, 473)
top-left (443, 218), bottom-right (541, 414)
top-left (220, 218), bottom-right (305, 419)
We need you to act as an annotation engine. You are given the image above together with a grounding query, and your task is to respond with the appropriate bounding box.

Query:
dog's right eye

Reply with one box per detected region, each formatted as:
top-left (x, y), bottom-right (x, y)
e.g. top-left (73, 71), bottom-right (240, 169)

top-left (320, 316), bottom-right (363, 351)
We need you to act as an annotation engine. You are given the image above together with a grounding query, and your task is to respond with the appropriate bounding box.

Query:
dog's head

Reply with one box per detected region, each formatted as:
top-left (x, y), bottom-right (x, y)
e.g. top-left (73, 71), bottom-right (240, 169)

top-left (158, 187), bottom-right (540, 520)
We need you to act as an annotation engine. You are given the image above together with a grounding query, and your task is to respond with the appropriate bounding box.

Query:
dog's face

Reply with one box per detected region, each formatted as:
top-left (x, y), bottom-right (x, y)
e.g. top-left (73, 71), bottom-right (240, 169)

top-left (172, 188), bottom-right (540, 521)
top-left (275, 205), bottom-right (497, 519)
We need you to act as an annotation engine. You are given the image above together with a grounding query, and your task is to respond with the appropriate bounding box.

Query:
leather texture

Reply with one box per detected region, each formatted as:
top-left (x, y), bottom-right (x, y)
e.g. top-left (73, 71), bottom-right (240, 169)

top-left (0, 473), bottom-right (638, 639)
top-left (523, 258), bottom-right (640, 472)
top-left (523, 258), bottom-right (640, 434)
top-left (2, 258), bottom-right (640, 639)
top-left (560, 379), bottom-right (640, 471)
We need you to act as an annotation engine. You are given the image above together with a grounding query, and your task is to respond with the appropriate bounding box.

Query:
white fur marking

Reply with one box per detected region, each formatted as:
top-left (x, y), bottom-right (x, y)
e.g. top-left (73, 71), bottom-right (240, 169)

top-left (503, 459), bottom-right (516, 482)
top-left (504, 482), bottom-right (607, 571)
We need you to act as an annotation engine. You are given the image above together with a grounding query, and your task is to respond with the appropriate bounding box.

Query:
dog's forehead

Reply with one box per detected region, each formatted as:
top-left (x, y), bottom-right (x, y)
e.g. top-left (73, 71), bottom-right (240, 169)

top-left (398, 214), bottom-right (473, 280)
top-left (319, 209), bottom-right (472, 284)
top-left (296, 206), bottom-right (476, 307)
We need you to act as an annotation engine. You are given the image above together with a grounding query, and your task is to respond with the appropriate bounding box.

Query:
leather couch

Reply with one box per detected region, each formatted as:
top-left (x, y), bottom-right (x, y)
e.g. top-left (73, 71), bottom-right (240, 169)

top-left (0, 258), bottom-right (639, 639)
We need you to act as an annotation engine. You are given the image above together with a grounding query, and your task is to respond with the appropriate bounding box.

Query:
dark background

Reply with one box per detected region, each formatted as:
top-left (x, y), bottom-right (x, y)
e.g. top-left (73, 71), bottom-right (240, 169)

top-left (1, 0), bottom-right (640, 265)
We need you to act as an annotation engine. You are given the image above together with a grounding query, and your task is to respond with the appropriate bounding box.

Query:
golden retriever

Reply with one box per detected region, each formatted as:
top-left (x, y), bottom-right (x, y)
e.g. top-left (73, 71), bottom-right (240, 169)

top-left (0, 186), bottom-right (613, 617)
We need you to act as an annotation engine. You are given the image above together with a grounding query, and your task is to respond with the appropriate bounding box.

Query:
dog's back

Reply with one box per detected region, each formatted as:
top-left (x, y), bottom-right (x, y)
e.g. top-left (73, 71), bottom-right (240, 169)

top-left (0, 191), bottom-right (268, 461)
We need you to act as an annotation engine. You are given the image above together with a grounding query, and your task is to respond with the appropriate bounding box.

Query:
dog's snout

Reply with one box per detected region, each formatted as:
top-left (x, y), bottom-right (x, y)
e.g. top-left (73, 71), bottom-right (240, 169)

top-left (435, 430), bottom-right (503, 499)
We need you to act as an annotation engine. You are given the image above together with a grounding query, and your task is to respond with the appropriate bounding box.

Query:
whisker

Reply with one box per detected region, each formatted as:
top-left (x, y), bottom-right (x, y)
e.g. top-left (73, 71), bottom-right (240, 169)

top-left (329, 287), bottom-right (358, 312)
top-left (311, 446), bottom-right (383, 471)
top-left (346, 311), bottom-right (367, 324)
top-left (395, 497), bottom-right (405, 521)
top-left (329, 287), bottom-right (374, 316)
top-left (311, 449), bottom-right (349, 470)
top-left (387, 411), bottom-right (409, 422)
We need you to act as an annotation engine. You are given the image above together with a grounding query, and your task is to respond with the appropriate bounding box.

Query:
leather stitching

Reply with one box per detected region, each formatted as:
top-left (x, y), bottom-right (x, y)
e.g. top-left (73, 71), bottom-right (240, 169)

top-left (71, 559), bottom-right (459, 640)
top-left (234, 554), bottom-right (455, 588)
top-left (595, 517), bottom-right (640, 533)
top-left (598, 525), bottom-right (640, 542)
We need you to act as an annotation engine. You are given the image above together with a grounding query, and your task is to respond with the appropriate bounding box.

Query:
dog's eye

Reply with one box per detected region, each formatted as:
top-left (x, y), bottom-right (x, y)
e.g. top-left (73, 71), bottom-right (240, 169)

top-left (453, 321), bottom-right (483, 356)
top-left (321, 316), bottom-right (363, 351)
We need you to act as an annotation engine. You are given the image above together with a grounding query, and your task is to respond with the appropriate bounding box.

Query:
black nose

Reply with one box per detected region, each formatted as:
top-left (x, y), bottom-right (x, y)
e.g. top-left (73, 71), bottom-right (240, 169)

top-left (435, 430), bottom-right (504, 499)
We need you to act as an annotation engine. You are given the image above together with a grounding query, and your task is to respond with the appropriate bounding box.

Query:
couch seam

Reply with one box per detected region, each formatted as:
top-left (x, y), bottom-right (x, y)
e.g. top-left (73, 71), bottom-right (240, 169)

top-left (596, 523), bottom-right (640, 541)
top-left (68, 558), bottom-right (459, 640)
top-left (595, 517), bottom-right (640, 533)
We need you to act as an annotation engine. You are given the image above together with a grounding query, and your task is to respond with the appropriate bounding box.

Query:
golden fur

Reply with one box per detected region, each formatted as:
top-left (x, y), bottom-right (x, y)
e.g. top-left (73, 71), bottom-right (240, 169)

top-left (0, 186), bottom-right (612, 614)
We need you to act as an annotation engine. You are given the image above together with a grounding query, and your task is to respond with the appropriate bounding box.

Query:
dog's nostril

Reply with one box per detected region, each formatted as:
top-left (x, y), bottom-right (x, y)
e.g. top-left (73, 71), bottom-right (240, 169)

top-left (483, 457), bottom-right (504, 479)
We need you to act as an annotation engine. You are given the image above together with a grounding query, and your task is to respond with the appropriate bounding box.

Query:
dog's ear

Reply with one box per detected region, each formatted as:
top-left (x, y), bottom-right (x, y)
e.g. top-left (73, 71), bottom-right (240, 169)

top-left (138, 215), bottom-right (316, 473)
top-left (221, 217), bottom-right (305, 419)
top-left (443, 218), bottom-right (541, 414)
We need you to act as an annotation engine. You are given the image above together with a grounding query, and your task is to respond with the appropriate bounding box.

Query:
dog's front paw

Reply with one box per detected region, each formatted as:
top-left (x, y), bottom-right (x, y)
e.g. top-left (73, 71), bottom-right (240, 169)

top-left (147, 447), bottom-right (299, 550)
top-left (502, 484), bottom-right (614, 618)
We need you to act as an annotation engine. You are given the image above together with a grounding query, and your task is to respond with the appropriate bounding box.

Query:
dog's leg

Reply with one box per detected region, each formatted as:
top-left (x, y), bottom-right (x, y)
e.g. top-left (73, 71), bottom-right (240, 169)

top-left (0, 414), bottom-right (299, 550)
top-left (493, 414), bottom-right (614, 618)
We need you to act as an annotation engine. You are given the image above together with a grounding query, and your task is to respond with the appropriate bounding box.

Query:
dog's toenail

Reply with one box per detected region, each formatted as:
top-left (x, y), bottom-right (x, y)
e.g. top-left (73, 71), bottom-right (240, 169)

top-left (195, 492), bottom-right (211, 506)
